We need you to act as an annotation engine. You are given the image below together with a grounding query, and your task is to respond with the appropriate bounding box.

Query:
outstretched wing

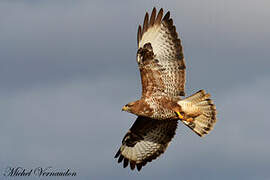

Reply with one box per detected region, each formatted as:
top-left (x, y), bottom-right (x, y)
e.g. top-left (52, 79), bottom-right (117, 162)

top-left (137, 8), bottom-right (186, 98)
top-left (114, 116), bottom-right (178, 171)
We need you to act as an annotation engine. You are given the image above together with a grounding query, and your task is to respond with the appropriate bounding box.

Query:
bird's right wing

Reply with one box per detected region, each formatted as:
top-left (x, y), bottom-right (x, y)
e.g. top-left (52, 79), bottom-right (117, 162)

top-left (114, 116), bottom-right (178, 171)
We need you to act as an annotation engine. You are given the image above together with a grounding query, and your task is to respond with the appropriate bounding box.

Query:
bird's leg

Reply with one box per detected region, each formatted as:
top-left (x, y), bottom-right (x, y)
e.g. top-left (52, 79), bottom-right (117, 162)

top-left (185, 117), bottom-right (194, 122)
top-left (170, 102), bottom-right (191, 121)
top-left (176, 112), bottom-right (185, 120)
top-left (176, 112), bottom-right (195, 123)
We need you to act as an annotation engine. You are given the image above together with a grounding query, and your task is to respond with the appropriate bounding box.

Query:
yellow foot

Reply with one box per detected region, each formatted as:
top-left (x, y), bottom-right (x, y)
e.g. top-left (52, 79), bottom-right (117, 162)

top-left (176, 112), bottom-right (184, 120)
top-left (185, 118), bottom-right (194, 122)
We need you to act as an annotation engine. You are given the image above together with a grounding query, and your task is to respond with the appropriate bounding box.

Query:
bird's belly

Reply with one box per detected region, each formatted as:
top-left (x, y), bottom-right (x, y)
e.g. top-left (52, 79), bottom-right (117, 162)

top-left (151, 108), bottom-right (177, 120)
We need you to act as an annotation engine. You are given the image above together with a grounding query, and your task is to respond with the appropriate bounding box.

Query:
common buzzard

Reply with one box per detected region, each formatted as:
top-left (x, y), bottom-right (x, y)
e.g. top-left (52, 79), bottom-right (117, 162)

top-left (115, 7), bottom-right (217, 171)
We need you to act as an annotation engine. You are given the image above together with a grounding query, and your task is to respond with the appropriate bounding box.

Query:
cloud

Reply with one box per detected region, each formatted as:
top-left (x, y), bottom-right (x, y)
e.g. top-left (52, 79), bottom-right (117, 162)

top-left (0, 0), bottom-right (270, 94)
top-left (1, 73), bottom-right (269, 179)
top-left (0, 0), bottom-right (270, 179)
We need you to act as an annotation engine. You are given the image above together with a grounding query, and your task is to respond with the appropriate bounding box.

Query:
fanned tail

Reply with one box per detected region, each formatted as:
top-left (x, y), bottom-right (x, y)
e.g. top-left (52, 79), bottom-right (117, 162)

top-left (179, 90), bottom-right (217, 137)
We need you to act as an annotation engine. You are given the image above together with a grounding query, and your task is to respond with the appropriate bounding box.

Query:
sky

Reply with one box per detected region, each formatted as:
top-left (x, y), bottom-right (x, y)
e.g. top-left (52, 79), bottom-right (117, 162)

top-left (0, 0), bottom-right (270, 179)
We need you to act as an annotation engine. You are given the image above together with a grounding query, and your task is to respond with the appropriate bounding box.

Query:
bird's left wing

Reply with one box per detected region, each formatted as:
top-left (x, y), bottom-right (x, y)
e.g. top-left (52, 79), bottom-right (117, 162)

top-left (114, 116), bottom-right (178, 171)
top-left (137, 8), bottom-right (186, 98)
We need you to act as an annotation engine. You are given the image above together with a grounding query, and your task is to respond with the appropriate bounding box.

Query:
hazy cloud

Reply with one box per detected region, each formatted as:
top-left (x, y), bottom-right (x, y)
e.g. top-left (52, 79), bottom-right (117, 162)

top-left (0, 0), bottom-right (269, 179)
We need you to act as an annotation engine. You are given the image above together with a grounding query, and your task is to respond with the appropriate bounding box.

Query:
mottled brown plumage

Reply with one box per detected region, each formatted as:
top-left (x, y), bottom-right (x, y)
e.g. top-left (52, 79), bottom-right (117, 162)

top-left (115, 7), bottom-right (217, 171)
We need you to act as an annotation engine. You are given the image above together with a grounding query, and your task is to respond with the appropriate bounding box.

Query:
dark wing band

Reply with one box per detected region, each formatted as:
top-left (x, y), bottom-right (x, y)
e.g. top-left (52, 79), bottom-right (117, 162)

top-left (114, 116), bottom-right (178, 171)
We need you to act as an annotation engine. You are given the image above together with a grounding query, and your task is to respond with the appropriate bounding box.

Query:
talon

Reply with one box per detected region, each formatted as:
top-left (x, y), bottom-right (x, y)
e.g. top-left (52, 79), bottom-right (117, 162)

top-left (186, 118), bottom-right (194, 122)
top-left (176, 112), bottom-right (184, 119)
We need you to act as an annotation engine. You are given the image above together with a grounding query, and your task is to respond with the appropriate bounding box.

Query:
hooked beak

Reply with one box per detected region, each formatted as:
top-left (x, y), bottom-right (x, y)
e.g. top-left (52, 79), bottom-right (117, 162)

top-left (122, 106), bottom-right (129, 111)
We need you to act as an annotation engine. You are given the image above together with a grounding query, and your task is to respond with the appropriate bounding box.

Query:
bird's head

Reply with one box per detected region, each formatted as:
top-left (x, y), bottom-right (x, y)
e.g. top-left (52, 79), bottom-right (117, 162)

top-left (122, 102), bottom-right (136, 113)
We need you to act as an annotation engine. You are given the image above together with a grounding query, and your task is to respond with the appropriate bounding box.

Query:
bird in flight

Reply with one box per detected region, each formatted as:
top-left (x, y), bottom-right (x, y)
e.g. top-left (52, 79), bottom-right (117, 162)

top-left (114, 7), bottom-right (217, 171)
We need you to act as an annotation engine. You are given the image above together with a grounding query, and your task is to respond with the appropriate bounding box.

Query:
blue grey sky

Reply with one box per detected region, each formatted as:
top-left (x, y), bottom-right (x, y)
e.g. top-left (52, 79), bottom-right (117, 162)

top-left (0, 0), bottom-right (270, 179)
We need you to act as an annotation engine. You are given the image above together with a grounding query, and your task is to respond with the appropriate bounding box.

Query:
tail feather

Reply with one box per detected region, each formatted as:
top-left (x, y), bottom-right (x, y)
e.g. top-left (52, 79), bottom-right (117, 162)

top-left (180, 90), bottom-right (217, 137)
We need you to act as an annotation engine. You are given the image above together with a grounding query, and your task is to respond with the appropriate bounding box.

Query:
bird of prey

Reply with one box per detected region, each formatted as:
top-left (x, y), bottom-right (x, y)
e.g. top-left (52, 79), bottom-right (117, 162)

top-left (114, 7), bottom-right (217, 171)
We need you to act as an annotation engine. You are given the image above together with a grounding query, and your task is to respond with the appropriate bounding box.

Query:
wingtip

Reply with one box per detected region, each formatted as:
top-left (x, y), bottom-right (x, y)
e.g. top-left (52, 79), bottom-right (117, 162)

top-left (136, 163), bottom-right (142, 171)
top-left (137, 25), bottom-right (142, 45)
top-left (155, 8), bottom-right (163, 24)
top-left (149, 7), bottom-right (157, 27)
top-left (118, 155), bottom-right (124, 163)
top-left (123, 158), bottom-right (129, 168)
top-left (130, 161), bottom-right (136, 170)
top-left (114, 149), bottom-right (121, 158)
top-left (163, 11), bottom-right (170, 20)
